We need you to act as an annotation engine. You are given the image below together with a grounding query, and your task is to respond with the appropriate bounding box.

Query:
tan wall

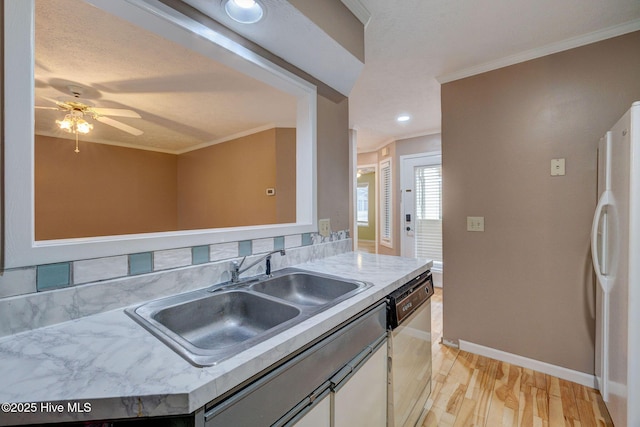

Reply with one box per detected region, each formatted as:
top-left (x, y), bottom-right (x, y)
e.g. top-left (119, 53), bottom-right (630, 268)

top-left (35, 129), bottom-right (296, 238)
top-left (275, 128), bottom-right (297, 223)
top-left (441, 31), bottom-right (640, 374)
top-left (317, 96), bottom-right (350, 231)
top-left (177, 128), bottom-right (295, 229)
top-left (35, 135), bottom-right (178, 239)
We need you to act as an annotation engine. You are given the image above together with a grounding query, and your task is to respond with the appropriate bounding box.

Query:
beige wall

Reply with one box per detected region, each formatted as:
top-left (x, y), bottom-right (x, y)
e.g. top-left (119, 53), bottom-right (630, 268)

top-left (441, 31), bottom-right (640, 374)
top-left (35, 129), bottom-right (296, 238)
top-left (317, 96), bottom-right (350, 231)
top-left (275, 128), bottom-right (297, 223)
top-left (177, 128), bottom-right (295, 229)
top-left (35, 135), bottom-right (178, 239)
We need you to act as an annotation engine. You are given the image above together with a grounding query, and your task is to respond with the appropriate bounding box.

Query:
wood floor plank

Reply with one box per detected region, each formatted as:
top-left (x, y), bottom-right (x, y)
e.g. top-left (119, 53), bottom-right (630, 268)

top-left (418, 289), bottom-right (611, 427)
top-left (452, 355), bottom-right (498, 427)
top-left (486, 362), bottom-right (522, 427)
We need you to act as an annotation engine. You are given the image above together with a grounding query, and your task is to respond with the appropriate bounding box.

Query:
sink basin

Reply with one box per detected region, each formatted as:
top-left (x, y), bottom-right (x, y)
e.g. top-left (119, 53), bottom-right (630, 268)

top-left (152, 291), bottom-right (301, 350)
top-left (126, 269), bottom-right (372, 366)
top-left (126, 290), bottom-right (302, 366)
top-left (250, 271), bottom-right (362, 306)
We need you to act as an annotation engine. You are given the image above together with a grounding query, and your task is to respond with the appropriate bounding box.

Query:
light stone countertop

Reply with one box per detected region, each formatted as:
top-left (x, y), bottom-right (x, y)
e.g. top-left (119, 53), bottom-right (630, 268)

top-left (0, 252), bottom-right (431, 426)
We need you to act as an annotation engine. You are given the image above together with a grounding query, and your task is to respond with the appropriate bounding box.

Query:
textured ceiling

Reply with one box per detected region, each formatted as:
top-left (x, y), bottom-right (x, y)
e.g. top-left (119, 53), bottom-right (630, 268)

top-left (349, 0), bottom-right (640, 152)
top-left (34, 0), bottom-right (297, 153)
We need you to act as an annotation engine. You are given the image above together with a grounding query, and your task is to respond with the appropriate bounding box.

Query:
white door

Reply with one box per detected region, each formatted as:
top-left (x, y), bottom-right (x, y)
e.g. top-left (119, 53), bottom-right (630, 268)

top-left (400, 154), bottom-right (442, 268)
top-left (593, 131), bottom-right (611, 401)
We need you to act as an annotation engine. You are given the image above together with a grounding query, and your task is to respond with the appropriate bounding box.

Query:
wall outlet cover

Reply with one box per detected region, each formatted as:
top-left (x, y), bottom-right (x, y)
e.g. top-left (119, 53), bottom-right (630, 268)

top-left (319, 219), bottom-right (331, 237)
top-left (550, 158), bottom-right (566, 176)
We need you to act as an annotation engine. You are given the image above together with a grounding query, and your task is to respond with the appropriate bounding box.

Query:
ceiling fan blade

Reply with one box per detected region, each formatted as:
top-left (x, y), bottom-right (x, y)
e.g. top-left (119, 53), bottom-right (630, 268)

top-left (91, 107), bottom-right (141, 118)
top-left (96, 116), bottom-right (144, 136)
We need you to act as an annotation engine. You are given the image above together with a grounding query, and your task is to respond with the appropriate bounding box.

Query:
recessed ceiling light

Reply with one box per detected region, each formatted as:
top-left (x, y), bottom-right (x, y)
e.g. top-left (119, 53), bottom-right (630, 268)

top-left (224, 0), bottom-right (264, 24)
top-left (396, 114), bottom-right (411, 122)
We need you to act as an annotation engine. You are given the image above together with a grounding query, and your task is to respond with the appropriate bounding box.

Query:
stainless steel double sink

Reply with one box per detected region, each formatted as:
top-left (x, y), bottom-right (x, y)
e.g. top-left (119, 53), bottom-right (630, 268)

top-left (126, 268), bottom-right (372, 367)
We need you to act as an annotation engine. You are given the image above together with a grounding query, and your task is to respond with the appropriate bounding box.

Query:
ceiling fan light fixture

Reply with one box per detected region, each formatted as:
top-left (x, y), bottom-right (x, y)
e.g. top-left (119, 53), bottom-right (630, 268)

top-left (224, 0), bottom-right (264, 24)
top-left (56, 111), bottom-right (93, 135)
top-left (75, 119), bottom-right (93, 134)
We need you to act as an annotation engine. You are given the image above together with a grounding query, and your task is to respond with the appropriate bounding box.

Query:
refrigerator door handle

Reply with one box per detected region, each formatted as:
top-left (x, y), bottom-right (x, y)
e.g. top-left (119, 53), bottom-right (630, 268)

top-left (591, 190), bottom-right (612, 292)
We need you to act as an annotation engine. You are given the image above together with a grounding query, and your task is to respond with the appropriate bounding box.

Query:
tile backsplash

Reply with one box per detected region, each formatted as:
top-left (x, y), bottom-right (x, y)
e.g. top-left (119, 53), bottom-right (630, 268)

top-left (0, 231), bottom-right (351, 338)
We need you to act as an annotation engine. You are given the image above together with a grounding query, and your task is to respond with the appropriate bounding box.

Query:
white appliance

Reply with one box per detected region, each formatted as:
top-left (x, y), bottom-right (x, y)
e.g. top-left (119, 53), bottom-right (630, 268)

top-left (591, 101), bottom-right (640, 427)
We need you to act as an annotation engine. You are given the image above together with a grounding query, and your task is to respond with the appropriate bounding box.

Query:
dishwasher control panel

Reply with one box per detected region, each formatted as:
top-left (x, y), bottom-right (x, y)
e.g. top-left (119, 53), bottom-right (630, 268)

top-left (386, 271), bottom-right (433, 329)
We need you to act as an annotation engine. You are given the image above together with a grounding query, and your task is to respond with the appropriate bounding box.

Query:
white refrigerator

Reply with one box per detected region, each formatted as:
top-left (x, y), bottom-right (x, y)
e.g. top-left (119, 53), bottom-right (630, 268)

top-left (591, 101), bottom-right (640, 427)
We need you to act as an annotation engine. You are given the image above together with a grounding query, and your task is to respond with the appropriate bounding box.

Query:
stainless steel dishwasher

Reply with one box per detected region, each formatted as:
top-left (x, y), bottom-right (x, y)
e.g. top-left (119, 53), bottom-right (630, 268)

top-left (387, 270), bottom-right (434, 427)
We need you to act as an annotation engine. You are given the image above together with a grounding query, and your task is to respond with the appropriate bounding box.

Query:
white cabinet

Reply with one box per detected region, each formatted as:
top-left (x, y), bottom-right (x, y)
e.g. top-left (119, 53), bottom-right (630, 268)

top-left (332, 342), bottom-right (387, 427)
top-left (291, 394), bottom-right (331, 427)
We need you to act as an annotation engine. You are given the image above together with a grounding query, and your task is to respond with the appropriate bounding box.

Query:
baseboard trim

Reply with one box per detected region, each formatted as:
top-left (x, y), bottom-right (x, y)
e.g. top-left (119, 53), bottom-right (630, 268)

top-left (459, 340), bottom-right (597, 389)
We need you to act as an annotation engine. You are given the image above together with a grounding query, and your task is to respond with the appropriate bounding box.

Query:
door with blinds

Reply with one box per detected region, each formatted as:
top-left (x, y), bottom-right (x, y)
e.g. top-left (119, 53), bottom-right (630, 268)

top-left (400, 154), bottom-right (442, 271)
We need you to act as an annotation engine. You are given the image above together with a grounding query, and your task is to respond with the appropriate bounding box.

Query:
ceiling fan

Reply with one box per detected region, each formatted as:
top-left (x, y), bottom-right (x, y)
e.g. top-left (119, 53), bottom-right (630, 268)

top-left (35, 85), bottom-right (144, 137)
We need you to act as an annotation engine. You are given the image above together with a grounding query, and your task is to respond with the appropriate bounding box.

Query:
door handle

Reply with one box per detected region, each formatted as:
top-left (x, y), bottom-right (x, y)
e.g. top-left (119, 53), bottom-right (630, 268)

top-left (591, 190), bottom-right (612, 292)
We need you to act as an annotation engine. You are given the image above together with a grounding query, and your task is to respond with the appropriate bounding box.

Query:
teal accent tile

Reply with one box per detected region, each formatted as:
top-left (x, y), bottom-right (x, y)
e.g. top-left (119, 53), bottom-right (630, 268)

top-left (129, 252), bottom-right (153, 275)
top-left (192, 245), bottom-right (209, 265)
top-left (302, 233), bottom-right (312, 246)
top-left (238, 240), bottom-right (252, 256)
top-left (274, 236), bottom-right (285, 251)
top-left (37, 263), bottom-right (71, 291)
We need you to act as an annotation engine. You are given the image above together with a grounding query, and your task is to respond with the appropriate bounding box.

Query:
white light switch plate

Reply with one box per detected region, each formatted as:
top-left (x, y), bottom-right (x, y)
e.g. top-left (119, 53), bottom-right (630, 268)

top-left (319, 219), bottom-right (331, 237)
top-left (467, 216), bottom-right (484, 232)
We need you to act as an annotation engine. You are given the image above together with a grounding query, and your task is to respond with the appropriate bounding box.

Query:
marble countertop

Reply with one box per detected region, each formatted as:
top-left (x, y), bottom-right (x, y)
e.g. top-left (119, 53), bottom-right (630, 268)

top-left (0, 252), bottom-right (431, 426)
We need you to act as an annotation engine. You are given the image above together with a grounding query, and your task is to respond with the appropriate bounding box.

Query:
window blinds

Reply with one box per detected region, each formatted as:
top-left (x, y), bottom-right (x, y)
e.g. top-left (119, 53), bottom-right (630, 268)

top-left (380, 160), bottom-right (392, 245)
top-left (415, 165), bottom-right (442, 266)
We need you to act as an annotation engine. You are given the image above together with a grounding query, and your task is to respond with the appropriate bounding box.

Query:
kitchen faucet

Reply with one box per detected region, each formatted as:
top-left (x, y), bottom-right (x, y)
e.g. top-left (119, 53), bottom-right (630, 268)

top-left (231, 249), bottom-right (286, 283)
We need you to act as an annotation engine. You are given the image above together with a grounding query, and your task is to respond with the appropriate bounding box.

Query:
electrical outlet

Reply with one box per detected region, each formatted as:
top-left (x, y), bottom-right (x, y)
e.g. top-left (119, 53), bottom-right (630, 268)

top-left (319, 219), bottom-right (331, 237)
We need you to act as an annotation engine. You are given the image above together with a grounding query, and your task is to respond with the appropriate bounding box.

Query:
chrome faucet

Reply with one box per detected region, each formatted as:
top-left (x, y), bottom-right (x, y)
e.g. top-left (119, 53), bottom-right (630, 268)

top-left (231, 249), bottom-right (286, 283)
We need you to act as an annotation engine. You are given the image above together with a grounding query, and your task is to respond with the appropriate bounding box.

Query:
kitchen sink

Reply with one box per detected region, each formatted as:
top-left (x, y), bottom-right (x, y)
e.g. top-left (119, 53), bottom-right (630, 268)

top-left (152, 291), bottom-right (301, 350)
top-left (250, 271), bottom-right (362, 306)
top-left (126, 268), bottom-right (371, 366)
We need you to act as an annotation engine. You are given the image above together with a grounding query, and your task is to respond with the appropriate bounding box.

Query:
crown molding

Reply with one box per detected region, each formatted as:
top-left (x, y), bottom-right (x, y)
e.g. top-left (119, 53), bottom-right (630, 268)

top-left (437, 19), bottom-right (640, 84)
top-left (340, 0), bottom-right (371, 28)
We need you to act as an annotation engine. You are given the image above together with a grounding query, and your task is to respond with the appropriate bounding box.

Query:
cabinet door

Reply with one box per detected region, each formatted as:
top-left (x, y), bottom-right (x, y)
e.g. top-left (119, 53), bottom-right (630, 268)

top-left (332, 344), bottom-right (387, 427)
top-left (291, 394), bottom-right (330, 427)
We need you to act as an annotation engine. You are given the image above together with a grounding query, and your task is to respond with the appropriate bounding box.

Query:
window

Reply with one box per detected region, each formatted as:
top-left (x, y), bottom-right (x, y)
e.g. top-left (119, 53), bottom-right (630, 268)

top-left (380, 159), bottom-right (392, 247)
top-left (415, 164), bottom-right (442, 269)
top-left (357, 183), bottom-right (369, 224)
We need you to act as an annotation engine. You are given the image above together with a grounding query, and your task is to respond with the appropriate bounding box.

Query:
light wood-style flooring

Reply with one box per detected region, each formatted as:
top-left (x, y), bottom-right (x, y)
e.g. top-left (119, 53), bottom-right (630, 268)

top-left (357, 240), bottom-right (377, 254)
top-left (420, 288), bottom-right (614, 427)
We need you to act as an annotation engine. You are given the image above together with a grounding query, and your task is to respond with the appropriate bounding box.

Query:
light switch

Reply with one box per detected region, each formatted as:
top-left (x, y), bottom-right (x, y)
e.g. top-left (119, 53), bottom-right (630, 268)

top-left (467, 216), bottom-right (484, 232)
top-left (551, 158), bottom-right (565, 176)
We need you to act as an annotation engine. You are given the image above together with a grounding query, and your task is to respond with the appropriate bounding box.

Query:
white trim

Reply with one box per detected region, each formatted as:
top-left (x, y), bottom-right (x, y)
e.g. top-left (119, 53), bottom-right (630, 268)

top-left (437, 19), bottom-right (640, 84)
top-left (459, 340), bottom-right (597, 389)
top-left (36, 124), bottom-right (281, 155)
top-left (339, 0), bottom-right (371, 28)
top-left (4, 0), bottom-right (317, 268)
